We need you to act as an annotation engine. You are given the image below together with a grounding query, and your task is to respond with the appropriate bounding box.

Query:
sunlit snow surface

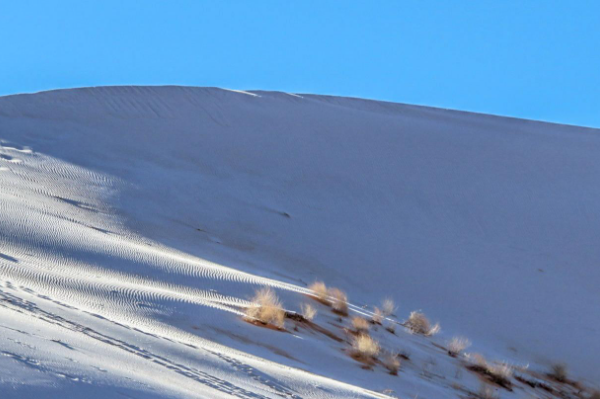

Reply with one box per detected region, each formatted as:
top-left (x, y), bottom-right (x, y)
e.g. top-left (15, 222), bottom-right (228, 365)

top-left (1, 87), bottom-right (599, 398)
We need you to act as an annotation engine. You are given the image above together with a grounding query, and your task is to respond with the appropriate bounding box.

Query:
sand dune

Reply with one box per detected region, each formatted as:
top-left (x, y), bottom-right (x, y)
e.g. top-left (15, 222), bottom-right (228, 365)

top-left (1, 86), bottom-right (599, 398)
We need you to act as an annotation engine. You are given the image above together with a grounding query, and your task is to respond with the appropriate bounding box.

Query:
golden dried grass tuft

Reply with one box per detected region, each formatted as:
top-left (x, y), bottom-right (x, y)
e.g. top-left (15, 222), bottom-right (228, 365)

top-left (381, 298), bottom-right (395, 316)
top-left (372, 307), bottom-right (383, 324)
top-left (467, 354), bottom-right (513, 389)
top-left (329, 288), bottom-right (348, 316)
top-left (405, 311), bottom-right (440, 336)
top-left (351, 316), bottom-right (370, 333)
top-left (382, 351), bottom-right (401, 375)
top-left (308, 281), bottom-right (329, 304)
top-left (447, 336), bottom-right (471, 357)
top-left (245, 287), bottom-right (285, 328)
top-left (351, 334), bottom-right (380, 361)
top-left (300, 303), bottom-right (317, 321)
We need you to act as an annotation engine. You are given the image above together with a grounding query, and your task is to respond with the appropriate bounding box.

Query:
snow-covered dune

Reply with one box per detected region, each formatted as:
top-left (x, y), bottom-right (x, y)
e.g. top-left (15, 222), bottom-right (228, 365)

top-left (0, 86), bottom-right (598, 398)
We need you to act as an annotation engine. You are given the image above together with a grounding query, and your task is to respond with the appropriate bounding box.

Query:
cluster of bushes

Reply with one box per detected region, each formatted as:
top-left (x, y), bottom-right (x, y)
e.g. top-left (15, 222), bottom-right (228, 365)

top-left (243, 282), bottom-right (589, 398)
top-left (308, 281), bottom-right (348, 316)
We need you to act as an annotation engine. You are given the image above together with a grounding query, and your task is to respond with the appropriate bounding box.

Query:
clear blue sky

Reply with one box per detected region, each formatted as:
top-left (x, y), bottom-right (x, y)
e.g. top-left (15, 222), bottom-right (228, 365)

top-left (1, 1), bottom-right (599, 127)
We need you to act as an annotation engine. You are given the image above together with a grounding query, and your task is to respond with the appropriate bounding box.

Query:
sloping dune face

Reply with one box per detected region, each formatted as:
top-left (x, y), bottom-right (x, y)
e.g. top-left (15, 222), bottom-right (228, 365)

top-left (0, 86), bottom-right (599, 398)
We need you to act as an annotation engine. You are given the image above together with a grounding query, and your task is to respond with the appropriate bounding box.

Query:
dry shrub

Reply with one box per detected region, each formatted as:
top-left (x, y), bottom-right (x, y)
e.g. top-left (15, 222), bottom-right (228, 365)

top-left (468, 354), bottom-right (513, 389)
top-left (590, 391), bottom-right (600, 399)
top-left (351, 334), bottom-right (380, 361)
top-left (489, 363), bottom-right (513, 383)
top-left (308, 281), bottom-right (329, 304)
top-left (382, 298), bottom-right (395, 316)
top-left (405, 311), bottom-right (440, 336)
top-left (300, 303), bottom-right (317, 321)
top-left (372, 298), bottom-right (395, 324)
top-left (308, 282), bottom-right (348, 316)
top-left (372, 307), bottom-right (383, 324)
top-left (385, 323), bottom-right (396, 334)
top-left (471, 353), bottom-right (488, 369)
top-left (245, 287), bottom-right (285, 328)
top-left (351, 316), bottom-right (370, 333)
top-left (447, 336), bottom-right (471, 357)
top-left (550, 363), bottom-right (568, 382)
top-left (329, 288), bottom-right (348, 316)
top-left (382, 351), bottom-right (401, 375)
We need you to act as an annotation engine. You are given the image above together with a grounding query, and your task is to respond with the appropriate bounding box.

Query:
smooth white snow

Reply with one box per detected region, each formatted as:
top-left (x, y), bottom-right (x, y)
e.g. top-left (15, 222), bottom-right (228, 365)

top-left (0, 86), bottom-right (599, 398)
